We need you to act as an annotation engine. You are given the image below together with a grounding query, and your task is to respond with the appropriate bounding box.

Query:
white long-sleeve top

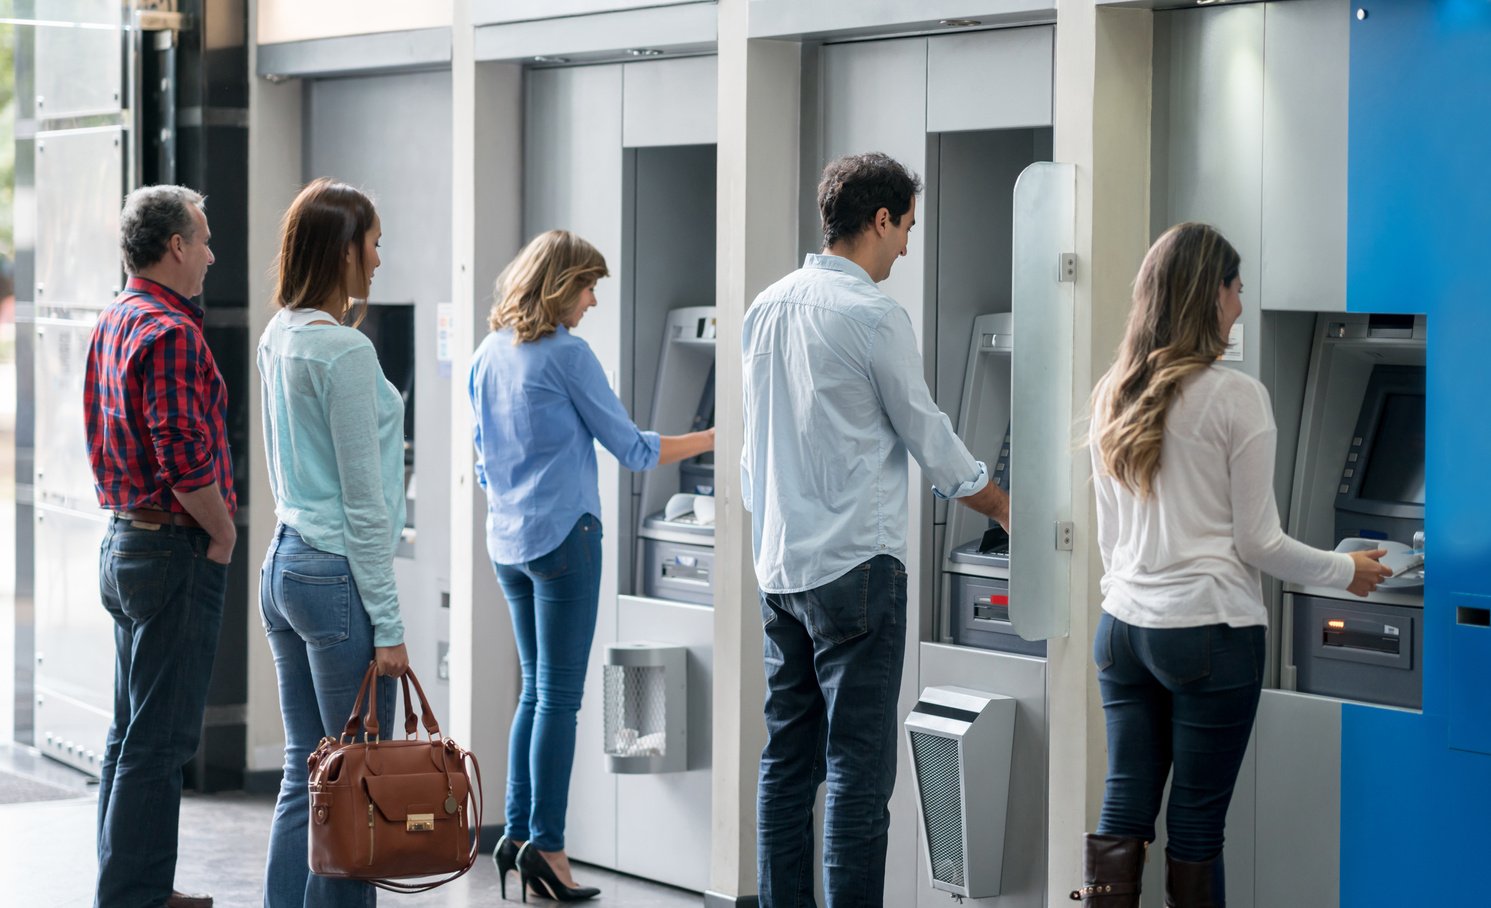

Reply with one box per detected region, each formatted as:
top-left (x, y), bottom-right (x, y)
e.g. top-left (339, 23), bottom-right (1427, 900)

top-left (1090, 365), bottom-right (1355, 629)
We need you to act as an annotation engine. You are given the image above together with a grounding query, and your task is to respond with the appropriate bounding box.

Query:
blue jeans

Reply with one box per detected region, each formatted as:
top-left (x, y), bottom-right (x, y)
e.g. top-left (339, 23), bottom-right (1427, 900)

top-left (493, 513), bottom-right (602, 852)
top-left (96, 517), bottom-right (227, 908)
top-left (1094, 611), bottom-right (1266, 863)
top-left (756, 554), bottom-right (908, 908)
top-left (259, 525), bottom-right (394, 908)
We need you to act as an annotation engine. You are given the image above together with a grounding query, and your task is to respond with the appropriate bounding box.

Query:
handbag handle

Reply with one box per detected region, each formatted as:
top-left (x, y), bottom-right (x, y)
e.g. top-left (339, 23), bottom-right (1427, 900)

top-left (340, 663), bottom-right (381, 743)
top-left (340, 663), bottom-right (444, 743)
top-left (329, 662), bottom-right (486, 893)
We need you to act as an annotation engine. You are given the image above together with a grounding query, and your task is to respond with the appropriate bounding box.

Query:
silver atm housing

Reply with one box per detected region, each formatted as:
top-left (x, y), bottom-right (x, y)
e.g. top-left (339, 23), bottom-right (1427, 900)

top-left (1281, 313), bottom-right (1427, 710)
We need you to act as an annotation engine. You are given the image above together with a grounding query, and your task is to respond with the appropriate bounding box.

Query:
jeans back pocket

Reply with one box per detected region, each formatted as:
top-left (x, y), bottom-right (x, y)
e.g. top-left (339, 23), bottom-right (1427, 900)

top-left (804, 564), bottom-right (871, 646)
top-left (1140, 624), bottom-right (1213, 688)
top-left (278, 567), bottom-right (353, 647)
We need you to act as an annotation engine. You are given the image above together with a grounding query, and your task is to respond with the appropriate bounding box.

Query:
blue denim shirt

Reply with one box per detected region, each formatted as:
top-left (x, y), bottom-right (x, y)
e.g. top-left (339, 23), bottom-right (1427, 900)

top-left (469, 325), bottom-right (660, 566)
top-left (740, 254), bottom-right (988, 594)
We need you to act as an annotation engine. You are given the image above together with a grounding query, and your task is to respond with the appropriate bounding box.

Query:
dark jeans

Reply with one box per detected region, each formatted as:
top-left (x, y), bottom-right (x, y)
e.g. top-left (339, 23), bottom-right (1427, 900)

top-left (96, 517), bottom-right (227, 908)
top-left (1094, 611), bottom-right (1266, 863)
top-left (493, 513), bottom-right (602, 852)
top-left (756, 554), bottom-right (907, 908)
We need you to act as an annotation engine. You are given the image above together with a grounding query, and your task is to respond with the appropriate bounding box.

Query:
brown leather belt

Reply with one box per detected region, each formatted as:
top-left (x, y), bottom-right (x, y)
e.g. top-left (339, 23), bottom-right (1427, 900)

top-left (115, 508), bottom-right (202, 529)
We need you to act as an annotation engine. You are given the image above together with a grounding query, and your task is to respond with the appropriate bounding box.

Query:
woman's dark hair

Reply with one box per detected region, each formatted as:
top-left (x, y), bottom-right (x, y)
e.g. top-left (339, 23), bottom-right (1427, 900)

top-left (1093, 222), bottom-right (1242, 497)
top-left (817, 152), bottom-right (923, 248)
top-left (273, 178), bottom-right (377, 321)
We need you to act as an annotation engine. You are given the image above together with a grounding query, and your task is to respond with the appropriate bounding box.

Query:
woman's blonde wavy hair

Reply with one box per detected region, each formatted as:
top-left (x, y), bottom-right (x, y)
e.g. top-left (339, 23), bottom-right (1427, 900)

top-left (1093, 222), bottom-right (1241, 497)
top-left (489, 230), bottom-right (609, 343)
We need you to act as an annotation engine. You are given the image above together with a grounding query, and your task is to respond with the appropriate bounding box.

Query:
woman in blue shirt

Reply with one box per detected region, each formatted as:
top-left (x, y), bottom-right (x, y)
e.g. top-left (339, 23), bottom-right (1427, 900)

top-left (257, 179), bottom-right (409, 907)
top-left (469, 230), bottom-right (713, 901)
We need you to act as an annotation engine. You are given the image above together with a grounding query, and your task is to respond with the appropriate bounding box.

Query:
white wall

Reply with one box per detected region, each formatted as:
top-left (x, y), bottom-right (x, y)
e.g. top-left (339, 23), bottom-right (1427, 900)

top-left (257, 0), bottom-right (451, 45)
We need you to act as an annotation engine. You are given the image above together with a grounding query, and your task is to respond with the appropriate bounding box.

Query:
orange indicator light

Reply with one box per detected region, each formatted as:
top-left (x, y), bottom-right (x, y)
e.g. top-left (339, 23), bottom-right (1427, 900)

top-left (1327, 619), bottom-right (1346, 629)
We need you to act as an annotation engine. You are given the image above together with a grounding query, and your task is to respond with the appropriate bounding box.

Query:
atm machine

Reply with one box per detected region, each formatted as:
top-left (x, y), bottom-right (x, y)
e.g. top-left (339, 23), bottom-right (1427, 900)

top-left (634, 306), bottom-right (717, 606)
top-left (1282, 313), bottom-right (1427, 709)
top-left (940, 313), bottom-right (1042, 658)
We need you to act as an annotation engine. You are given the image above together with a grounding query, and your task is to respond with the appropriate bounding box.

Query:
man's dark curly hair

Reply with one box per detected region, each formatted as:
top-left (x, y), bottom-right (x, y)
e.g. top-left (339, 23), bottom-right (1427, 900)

top-left (817, 152), bottom-right (923, 248)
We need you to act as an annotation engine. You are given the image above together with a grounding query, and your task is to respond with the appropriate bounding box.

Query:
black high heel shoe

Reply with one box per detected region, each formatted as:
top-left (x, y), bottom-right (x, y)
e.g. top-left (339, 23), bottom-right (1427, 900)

top-left (516, 842), bottom-right (600, 902)
top-left (493, 835), bottom-right (522, 901)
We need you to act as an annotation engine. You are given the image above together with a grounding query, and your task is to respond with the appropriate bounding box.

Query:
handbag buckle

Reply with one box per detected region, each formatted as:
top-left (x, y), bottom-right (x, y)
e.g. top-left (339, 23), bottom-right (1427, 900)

top-left (406, 813), bottom-right (435, 832)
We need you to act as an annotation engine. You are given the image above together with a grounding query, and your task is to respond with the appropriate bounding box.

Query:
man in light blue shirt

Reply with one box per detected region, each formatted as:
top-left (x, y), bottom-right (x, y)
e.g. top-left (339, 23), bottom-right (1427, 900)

top-left (742, 152), bottom-right (1011, 907)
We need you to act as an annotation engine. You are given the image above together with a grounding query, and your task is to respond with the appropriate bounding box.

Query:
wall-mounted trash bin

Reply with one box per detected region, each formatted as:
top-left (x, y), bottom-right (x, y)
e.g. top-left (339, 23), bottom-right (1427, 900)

top-left (904, 685), bottom-right (1016, 899)
top-left (603, 643), bottom-right (687, 774)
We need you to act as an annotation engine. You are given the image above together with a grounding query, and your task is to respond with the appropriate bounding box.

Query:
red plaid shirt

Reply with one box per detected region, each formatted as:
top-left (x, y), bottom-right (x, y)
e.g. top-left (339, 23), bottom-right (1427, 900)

top-left (85, 277), bottom-right (237, 515)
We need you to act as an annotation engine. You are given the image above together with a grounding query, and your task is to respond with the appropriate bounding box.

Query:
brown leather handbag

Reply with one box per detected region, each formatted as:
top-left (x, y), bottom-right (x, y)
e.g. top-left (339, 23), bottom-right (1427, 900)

top-left (306, 664), bottom-right (483, 893)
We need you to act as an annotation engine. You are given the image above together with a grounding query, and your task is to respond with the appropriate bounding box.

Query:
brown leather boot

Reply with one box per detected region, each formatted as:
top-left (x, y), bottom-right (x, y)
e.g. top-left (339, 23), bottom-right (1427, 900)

top-left (1069, 834), bottom-right (1146, 906)
top-left (1164, 851), bottom-right (1224, 907)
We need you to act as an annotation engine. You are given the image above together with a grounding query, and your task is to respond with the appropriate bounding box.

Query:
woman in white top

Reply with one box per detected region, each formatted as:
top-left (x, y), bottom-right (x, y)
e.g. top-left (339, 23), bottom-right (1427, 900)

top-left (1070, 223), bottom-right (1392, 908)
top-left (257, 178), bottom-right (409, 907)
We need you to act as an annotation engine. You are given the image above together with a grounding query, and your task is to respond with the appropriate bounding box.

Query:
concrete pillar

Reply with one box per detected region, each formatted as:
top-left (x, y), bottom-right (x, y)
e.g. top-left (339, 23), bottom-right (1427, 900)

top-left (709, 0), bottom-right (802, 900)
top-left (1046, 1), bottom-right (1154, 895)
top-left (245, 0), bottom-right (304, 782)
top-left (448, 0), bottom-right (523, 802)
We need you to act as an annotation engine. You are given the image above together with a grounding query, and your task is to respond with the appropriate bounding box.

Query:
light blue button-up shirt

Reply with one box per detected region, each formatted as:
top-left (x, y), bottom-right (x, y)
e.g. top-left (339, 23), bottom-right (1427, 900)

top-left (469, 325), bottom-right (660, 566)
top-left (740, 254), bottom-right (989, 594)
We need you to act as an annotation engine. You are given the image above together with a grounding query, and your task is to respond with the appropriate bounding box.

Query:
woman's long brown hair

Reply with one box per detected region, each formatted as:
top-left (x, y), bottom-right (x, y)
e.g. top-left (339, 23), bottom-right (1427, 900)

top-left (273, 178), bottom-right (377, 323)
top-left (489, 230), bottom-right (609, 343)
top-left (1094, 222), bottom-right (1241, 497)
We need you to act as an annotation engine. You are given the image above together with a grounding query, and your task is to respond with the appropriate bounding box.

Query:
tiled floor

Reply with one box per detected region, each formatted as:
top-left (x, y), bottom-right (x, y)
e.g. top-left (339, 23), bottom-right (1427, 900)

top-left (0, 747), bottom-right (700, 908)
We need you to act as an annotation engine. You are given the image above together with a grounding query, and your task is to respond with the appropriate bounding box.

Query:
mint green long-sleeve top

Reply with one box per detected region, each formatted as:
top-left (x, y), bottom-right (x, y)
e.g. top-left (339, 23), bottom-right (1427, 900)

top-left (257, 308), bottom-right (407, 646)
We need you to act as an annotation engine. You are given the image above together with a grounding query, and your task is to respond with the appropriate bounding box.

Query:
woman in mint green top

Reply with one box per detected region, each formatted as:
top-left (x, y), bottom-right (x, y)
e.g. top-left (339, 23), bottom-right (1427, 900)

top-left (256, 178), bottom-right (408, 908)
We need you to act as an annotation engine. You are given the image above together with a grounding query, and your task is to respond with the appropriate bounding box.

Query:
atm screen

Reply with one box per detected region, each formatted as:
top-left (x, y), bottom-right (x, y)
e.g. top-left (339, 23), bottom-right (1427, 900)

top-left (1358, 393), bottom-right (1426, 505)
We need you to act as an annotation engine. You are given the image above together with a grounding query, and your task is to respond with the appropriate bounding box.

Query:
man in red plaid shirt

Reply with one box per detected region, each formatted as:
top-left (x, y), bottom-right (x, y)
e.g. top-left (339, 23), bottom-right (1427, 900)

top-left (84, 185), bottom-right (235, 908)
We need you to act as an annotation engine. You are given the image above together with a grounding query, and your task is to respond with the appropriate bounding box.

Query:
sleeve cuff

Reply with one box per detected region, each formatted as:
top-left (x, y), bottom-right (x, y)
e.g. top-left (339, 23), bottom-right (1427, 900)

top-left (373, 621), bottom-right (405, 648)
top-left (642, 431), bottom-right (662, 471)
top-left (932, 461), bottom-right (990, 501)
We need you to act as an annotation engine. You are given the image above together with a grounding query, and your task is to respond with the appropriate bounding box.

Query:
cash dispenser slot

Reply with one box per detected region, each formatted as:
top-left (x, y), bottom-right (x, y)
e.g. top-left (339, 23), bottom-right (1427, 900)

top-left (950, 576), bottom-right (1044, 657)
top-left (1322, 617), bottom-right (1402, 657)
top-left (972, 593), bottom-right (1010, 624)
top-left (660, 553), bottom-right (709, 584)
top-left (1293, 594), bottom-right (1421, 709)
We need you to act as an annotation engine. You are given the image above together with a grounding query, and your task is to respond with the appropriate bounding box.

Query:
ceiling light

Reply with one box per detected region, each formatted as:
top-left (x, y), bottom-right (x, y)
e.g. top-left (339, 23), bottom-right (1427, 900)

top-left (626, 48), bottom-right (664, 57)
top-left (532, 55), bottom-right (570, 64)
top-left (939, 19), bottom-right (982, 27)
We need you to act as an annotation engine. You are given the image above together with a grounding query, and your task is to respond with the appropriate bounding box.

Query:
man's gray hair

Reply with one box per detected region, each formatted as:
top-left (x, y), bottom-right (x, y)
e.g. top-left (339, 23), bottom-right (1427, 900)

top-left (119, 185), bottom-right (206, 274)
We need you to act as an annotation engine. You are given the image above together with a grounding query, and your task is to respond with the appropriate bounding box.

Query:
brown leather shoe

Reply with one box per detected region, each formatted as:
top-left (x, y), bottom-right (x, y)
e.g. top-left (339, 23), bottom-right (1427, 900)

top-left (165, 891), bottom-right (213, 908)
